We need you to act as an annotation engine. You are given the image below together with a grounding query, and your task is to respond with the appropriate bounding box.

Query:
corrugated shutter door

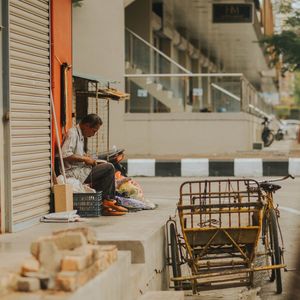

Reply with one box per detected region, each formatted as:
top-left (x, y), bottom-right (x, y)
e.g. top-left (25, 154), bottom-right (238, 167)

top-left (9, 0), bottom-right (51, 231)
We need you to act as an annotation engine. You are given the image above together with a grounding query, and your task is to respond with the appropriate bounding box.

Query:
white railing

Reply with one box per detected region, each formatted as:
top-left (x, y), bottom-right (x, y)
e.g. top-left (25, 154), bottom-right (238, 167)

top-left (126, 27), bottom-right (191, 74)
top-left (125, 29), bottom-right (273, 117)
top-left (124, 73), bottom-right (273, 116)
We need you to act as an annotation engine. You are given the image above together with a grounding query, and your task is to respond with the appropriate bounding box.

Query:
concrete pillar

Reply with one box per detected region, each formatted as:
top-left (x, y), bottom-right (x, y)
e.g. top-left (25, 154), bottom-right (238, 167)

top-left (125, 0), bottom-right (152, 41)
top-left (202, 67), bottom-right (212, 111)
top-left (191, 59), bottom-right (202, 112)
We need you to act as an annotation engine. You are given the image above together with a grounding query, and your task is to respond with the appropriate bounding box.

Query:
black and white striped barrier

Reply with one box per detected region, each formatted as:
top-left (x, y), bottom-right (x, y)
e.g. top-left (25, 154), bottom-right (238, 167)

top-left (124, 158), bottom-right (300, 177)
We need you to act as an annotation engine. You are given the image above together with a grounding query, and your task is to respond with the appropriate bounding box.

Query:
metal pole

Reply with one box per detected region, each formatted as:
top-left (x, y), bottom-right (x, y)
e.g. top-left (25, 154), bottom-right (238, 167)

top-left (107, 99), bottom-right (110, 159)
top-left (95, 82), bottom-right (99, 156)
top-left (50, 91), bottom-right (67, 182)
top-left (124, 73), bottom-right (243, 78)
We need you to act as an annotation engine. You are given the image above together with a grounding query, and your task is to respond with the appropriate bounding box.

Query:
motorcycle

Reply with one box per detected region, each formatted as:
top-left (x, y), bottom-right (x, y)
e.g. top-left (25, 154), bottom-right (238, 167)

top-left (261, 117), bottom-right (274, 147)
top-left (275, 128), bottom-right (284, 141)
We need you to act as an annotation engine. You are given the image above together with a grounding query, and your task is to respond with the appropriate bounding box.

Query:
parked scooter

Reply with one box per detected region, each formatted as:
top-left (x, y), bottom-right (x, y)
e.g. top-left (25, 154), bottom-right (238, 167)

top-left (275, 128), bottom-right (284, 141)
top-left (261, 117), bottom-right (274, 147)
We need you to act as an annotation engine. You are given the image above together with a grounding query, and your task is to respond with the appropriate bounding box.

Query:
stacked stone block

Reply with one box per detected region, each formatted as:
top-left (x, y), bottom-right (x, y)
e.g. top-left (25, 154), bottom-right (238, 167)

top-left (14, 227), bottom-right (117, 293)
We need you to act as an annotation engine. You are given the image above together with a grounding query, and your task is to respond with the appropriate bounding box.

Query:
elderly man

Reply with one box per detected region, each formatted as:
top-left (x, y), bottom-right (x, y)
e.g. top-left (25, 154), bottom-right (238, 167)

top-left (61, 113), bottom-right (127, 215)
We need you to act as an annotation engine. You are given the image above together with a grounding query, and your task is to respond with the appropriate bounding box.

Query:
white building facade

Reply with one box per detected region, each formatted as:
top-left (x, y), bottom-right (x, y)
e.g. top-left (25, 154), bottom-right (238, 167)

top-left (73, 0), bottom-right (278, 157)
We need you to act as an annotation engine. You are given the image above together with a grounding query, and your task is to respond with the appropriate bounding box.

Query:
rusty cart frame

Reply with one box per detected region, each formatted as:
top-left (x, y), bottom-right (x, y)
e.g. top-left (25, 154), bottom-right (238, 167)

top-left (166, 177), bottom-right (290, 294)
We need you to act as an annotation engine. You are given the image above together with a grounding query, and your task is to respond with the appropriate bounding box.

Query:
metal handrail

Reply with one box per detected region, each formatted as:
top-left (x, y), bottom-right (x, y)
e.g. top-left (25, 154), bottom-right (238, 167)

top-left (124, 73), bottom-right (272, 117)
top-left (126, 27), bottom-right (191, 74)
top-left (124, 73), bottom-right (243, 78)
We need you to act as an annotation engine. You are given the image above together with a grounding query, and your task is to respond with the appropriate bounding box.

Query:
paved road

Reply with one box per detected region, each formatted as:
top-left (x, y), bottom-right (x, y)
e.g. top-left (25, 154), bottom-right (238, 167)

top-left (137, 176), bottom-right (300, 299)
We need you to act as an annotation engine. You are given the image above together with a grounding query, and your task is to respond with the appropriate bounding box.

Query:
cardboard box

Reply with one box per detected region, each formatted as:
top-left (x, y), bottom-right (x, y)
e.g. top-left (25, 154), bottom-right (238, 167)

top-left (53, 184), bottom-right (73, 212)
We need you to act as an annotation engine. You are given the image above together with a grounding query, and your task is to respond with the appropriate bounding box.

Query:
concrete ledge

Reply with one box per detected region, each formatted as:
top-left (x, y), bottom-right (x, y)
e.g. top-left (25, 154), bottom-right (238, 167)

top-left (2, 252), bottom-right (133, 300)
top-left (234, 158), bottom-right (263, 177)
top-left (69, 251), bottom-right (132, 300)
top-left (127, 159), bottom-right (155, 176)
top-left (126, 158), bottom-right (297, 177)
top-left (0, 195), bottom-right (174, 300)
top-left (138, 291), bottom-right (184, 300)
top-left (181, 158), bottom-right (209, 177)
top-left (97, 240), bottom-right (145, 263)
top-left (289, 158), bottom-right (300, 176)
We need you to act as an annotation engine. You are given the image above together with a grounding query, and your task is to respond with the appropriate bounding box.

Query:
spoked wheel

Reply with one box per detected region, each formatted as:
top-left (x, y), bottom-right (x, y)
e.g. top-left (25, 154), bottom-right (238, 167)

top-left (169, 222), bottom-right (182, 290)
top-left (264, 208), bottom-right (283, 294)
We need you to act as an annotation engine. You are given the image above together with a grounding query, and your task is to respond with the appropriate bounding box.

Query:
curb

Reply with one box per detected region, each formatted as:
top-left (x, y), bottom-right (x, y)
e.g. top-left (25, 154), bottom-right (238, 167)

top-left (124, 158), bottom-right (300, 177)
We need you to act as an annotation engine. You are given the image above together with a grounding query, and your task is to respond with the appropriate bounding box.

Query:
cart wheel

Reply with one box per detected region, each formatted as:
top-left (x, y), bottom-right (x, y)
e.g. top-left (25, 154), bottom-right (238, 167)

top-left (169, 222), bottom-right (182, 290)
top-left (265, 209), bottom-right (282, 294)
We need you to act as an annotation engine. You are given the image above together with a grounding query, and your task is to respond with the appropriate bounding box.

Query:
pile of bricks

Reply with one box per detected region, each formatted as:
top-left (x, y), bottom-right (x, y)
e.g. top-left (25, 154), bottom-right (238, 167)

top-left (14, 227), bottom-right (117, 293)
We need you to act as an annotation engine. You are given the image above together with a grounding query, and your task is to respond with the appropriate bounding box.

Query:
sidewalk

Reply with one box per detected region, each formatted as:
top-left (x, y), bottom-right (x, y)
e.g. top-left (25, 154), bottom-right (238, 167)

top-left (125, 140), bottom-right (300, 177)
top-left (126, 139), bottom-right (300, 160)
top-left (0, 196), bottom-right (175, 300)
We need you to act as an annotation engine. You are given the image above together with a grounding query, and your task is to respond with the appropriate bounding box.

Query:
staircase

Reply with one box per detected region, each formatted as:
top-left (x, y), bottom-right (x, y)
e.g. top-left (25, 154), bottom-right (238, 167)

top-left (125, 62), bottom-right (184, 112)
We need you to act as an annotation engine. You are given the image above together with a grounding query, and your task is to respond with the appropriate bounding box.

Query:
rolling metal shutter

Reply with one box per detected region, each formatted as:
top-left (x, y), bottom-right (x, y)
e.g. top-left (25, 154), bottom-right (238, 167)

top-left (8, 0), bottom-right (51, 231)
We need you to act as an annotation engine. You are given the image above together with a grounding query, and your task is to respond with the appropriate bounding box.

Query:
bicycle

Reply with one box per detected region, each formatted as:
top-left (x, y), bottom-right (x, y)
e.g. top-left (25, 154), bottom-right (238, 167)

top-left (252, 174), bottom-right (294, 294)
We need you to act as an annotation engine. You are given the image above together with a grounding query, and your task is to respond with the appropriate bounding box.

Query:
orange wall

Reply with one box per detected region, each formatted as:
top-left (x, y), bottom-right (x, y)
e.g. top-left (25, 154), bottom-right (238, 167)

top-left (51, 0), bottom-right (73, 156)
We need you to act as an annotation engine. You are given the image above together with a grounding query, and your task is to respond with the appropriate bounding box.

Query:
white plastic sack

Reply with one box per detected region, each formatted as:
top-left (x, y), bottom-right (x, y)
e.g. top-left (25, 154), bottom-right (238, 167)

top-left (56, 175), bottom-right (96, 193)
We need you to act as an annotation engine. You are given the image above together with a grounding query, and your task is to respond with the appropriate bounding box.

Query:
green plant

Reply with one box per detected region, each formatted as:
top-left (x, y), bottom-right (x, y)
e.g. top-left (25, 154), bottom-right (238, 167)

top-left (260, 1), bottom-right (300, 75)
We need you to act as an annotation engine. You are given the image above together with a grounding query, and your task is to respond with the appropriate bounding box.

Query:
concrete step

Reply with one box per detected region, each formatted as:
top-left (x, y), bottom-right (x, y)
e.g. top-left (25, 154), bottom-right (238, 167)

top-left (129, 264), bottom-right (146, 300)
top-left (126, 76), bottom-right (185, 112)
top-left (138, 291), bottom-right (184, 300)
top-left (0, 195), bottom-right (175, 300)
top-left (2, 251), bottom-right (133, 300)
top-left (70, 251), bottom-right (132, 300)
top-left (163, 90), bottom-right (173, 98)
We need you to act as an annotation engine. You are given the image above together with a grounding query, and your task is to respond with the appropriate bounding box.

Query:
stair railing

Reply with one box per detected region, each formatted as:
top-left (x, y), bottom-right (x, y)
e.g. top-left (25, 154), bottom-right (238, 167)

top-left (126, 27), bottom-right (191, 75)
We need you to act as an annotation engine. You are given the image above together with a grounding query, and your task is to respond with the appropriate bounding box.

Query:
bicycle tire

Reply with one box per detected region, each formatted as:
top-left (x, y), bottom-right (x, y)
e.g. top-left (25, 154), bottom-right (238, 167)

top-left (268, 208), bottom-right (283, 294)
top-left (262, 214), bottom-right (275, 282)
top-left (169, 222), bottom-right (182, 290)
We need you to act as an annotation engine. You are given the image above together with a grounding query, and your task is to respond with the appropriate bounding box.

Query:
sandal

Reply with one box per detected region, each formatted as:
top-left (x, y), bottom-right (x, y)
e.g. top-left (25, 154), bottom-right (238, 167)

top-left (103, 199), bottom-right (128, 213)
top-left (102, 207), bottom-right (127, 216)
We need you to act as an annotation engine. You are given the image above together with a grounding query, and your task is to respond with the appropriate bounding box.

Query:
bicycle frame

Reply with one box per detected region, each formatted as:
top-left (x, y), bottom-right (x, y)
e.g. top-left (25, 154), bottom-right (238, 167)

top-left (259, 174), bottom-right (293, 258)
top-left (261, 189), bottom-right (285, 257)
top-left (257, 176), bottom-right (293, 294)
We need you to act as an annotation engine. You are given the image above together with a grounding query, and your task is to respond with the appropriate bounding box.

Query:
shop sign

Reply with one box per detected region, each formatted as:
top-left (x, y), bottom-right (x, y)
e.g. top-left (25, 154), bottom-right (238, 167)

top-left (212, 4), bottom-right (253, 23)
top-left (193, 88), bottom-right (203, 96)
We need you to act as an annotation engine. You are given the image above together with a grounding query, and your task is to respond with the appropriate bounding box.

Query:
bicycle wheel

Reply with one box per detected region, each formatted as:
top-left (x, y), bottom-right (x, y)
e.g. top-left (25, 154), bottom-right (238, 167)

top-left (169, 222), bottom-right (182, 290)
top-left (263, 215), bottom-right (275, 282)
top-left (266, 208), bottom-right (283, 294)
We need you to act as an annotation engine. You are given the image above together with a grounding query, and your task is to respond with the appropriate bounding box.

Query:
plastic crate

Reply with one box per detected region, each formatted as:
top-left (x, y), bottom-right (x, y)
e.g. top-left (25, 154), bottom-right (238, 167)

top-left (73, 192), bottom-right (103, 217)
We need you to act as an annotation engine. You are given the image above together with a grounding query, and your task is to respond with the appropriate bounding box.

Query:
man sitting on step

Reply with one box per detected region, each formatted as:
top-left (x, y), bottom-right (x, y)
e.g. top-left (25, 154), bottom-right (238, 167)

top-left (61, 113), bottom-right (127, 216)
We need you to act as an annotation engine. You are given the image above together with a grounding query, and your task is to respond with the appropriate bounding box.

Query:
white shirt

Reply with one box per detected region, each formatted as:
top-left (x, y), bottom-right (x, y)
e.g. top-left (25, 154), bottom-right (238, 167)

top-left (61, 125), bottom-right (92, 183)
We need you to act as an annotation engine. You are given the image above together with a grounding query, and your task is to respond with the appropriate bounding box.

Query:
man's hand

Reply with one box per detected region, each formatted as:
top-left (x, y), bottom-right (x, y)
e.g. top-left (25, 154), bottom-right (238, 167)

top-left (63, 154), bottom-right (97, 166)
top-left (84, 156), bottom-right (97, 166)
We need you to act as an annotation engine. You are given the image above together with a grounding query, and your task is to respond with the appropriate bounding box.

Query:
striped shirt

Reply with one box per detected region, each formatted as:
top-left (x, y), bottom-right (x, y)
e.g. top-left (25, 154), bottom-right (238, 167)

top-left (61, 125), bottom-right (92, 183)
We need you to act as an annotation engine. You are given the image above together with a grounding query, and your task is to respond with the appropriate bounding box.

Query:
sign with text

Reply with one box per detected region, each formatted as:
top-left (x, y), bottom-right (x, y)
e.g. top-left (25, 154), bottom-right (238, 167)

top-left (137, 89), bottom-right (148, 98)
top-left (193, 88), bottom-right (203, 97)
top-left (213, 4), bottom-right (253, 23)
